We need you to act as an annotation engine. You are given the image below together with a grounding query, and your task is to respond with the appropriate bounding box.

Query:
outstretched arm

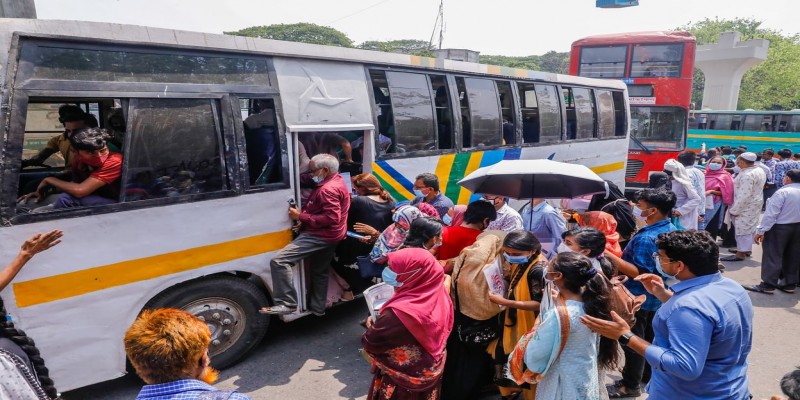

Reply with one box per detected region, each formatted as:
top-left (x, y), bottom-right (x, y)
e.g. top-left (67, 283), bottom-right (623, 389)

top-left (0, 230), bottom-right (63, 291)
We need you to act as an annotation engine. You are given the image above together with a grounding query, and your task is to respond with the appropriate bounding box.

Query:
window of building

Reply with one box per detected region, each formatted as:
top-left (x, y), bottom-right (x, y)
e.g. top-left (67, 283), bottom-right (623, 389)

top-left (630, 43), bottom-right (684, 78)
top-left (123, 98), bottom-right (225, 201)
top-left (578, 46), bottom-right (628, 78)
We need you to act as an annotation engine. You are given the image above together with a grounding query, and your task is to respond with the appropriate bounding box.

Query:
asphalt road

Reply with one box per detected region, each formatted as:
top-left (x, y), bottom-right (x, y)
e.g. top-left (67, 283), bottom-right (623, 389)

top-left (63, 243), bottom-right (799, 400)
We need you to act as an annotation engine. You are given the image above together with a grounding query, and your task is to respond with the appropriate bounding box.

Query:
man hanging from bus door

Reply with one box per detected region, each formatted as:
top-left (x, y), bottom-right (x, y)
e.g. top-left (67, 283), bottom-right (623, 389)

top-left (18, 128), bottom-right (122, 210)
top-left (260, 153), bottom-right (351, 316)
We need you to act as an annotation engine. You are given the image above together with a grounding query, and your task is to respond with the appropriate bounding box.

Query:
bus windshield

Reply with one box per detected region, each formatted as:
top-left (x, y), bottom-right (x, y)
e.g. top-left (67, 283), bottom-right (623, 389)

top-left (629, 106), bottom-right (686, 151)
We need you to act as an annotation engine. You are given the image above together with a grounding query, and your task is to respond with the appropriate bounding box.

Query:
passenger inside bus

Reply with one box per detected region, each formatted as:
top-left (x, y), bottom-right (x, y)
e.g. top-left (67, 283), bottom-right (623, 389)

top-left (243, 99), bottom-right (280, 185)
top-left (18, 128), bottom-right (122, 210)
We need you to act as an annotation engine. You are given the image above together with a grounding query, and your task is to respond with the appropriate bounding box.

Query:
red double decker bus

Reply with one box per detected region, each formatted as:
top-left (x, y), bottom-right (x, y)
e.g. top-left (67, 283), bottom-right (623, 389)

top-left (569, 31), bottom-right (696, 193)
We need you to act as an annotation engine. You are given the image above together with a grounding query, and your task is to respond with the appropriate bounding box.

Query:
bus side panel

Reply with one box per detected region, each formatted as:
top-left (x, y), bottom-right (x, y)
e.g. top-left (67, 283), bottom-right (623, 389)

top-left (2, 191), bottom-right (291, 391)
top-left (687, 129), bottom-right (800, 154)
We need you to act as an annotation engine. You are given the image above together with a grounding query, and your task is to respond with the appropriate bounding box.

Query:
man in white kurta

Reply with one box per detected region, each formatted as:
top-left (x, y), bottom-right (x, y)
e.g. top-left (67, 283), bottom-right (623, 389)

top-left (722, 152), bottom-right (766, 262)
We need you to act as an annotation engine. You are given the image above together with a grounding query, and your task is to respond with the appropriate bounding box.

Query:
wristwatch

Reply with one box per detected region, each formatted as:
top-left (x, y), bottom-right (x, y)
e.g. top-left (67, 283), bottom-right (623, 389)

top-left (618, 331), bottom-right (635, 347)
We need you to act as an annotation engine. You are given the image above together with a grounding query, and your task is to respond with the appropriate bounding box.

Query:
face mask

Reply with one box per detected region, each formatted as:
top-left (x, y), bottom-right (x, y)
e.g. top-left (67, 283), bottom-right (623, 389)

top-left (413, 189), bottom-right (424, 197)
top-left (312, 175), bottom-right (324, 184)
top-left (503, 252), bottom-right (529, 264)
top-left (556, 242), bottom-right (573, 254)
top-left (708, 163), bottom-right (723, 171)
top-left (442, 214), bottom-right (453, 226)
top-left (424, 237), bottom-right (443, 250)
top-left (382, 267), bottom-right (401, 287)
top-left (544, 269), bottom-right (560, 284)
top-left (633, 206), bottom-right (651, 222)
top-left (654, 256), bottom-right (678, 280)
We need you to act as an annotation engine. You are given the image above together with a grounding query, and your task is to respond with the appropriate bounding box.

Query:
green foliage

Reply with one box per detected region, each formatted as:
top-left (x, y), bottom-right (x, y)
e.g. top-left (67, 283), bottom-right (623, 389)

top-left (479, 52), bottom-right (570, 74)
top-left (680, 17), bottom-right (800, 110)
top-left (224, 23), bottom-right (353, 48)
top-left (358, 40), bottom-right (435, 57)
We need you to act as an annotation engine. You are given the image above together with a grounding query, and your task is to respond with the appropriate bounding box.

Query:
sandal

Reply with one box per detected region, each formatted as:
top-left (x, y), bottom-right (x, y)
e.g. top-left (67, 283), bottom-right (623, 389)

top-left (339, 289), bottom-right (355, 302)
top-left (606, 383), bottom-right (641, 398)
top-left (259, 305), bottom-right (297, 315)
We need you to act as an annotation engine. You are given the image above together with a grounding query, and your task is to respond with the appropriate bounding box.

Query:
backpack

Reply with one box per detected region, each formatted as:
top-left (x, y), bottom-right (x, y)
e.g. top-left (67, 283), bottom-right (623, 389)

top-left (605, 275), bottom-right (646, 326)
top-left (197, 390), bottom-right (236, 400)
top-left (600, 199), bottom-right (637, 240)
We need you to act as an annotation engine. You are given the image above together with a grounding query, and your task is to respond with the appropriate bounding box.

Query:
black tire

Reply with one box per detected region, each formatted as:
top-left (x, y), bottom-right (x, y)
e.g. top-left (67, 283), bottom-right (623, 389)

top-left (144, 275), bottom-right (270, 369)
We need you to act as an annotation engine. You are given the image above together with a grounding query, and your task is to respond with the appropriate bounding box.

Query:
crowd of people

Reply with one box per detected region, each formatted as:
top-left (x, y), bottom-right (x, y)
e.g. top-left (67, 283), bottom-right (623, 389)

top-left (2, 140), bottom-right (800, 400)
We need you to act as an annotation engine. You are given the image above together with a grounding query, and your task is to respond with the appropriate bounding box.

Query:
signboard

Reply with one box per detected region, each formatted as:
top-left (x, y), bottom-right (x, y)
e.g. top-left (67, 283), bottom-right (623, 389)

top-left (629, 97), bottom-right (656, 105)
top-left (621, 78), bottom-right (635, 85)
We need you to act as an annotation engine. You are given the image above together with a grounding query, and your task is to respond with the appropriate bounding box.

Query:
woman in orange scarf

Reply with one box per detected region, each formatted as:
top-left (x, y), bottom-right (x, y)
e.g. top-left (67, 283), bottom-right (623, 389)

top-left (578, 211), bottom-right (623, 257)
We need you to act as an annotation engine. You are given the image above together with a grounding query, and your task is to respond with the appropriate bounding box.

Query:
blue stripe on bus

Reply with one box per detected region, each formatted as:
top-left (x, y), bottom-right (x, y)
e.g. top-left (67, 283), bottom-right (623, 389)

top-left (503, 147), bottom-right (522, 160)
top-left (375, 160), bottom-right (415, 193)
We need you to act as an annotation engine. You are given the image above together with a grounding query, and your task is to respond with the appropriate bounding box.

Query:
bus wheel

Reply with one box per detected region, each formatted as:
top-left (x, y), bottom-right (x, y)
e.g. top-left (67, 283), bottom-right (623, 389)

top-left (145, 275), bottom-right (270, 369)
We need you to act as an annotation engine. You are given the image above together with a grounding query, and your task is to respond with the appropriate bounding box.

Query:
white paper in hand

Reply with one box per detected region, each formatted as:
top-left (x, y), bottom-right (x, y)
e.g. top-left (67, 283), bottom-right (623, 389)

top-left (483, 256), bottom-right (507, 296)
top-left (363, 282), bottom-right (395, 321)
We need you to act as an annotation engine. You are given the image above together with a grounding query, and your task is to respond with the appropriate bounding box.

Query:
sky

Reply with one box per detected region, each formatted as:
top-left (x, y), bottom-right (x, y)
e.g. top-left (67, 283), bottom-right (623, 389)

top-left (34, 0), bottom-right (798, 56)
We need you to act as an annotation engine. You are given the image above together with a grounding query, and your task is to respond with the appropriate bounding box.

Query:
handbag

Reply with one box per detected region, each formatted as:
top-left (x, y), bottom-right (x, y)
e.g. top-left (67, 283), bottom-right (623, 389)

top-left (356, 255), bottom-right (384, 278)
top-left (605, 275), bottom-right (646, 326)
top-left (452, 261), bottom-right (498, 347)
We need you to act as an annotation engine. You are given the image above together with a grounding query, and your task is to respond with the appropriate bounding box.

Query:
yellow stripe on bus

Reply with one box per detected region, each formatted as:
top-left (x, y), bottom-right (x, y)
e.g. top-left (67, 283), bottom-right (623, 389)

top-left (590, 161), bottom-right (626, 175)
top-left (373, 164), bottom-right (415, 200)
top-left (457, 153), bottom-right (485, 204)
top-left (13, 230), bottom-right (293, 308)
top-left (687, 134), bottom-right (800, 143)
top-left (435, 154), bottom-right (456, 198)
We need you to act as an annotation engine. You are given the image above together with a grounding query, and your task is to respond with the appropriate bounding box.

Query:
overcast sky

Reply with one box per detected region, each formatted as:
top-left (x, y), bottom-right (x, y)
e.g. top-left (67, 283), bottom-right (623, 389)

top-left (34, 0), bottom-right (797, 56)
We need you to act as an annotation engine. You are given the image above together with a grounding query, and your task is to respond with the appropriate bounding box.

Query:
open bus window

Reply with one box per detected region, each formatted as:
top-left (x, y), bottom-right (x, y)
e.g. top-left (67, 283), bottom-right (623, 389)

top-left (578, 46), bottom-right (628, 78)
top-left (596, 90), bottom-right (616, 138)
top-left (518, 82), bottom-right (561, 144)
top-left (123, 98), bottom-right (225, 201)
top-left (456, 77), bottom-right (502, 148)
top-left (611, 91), bottom-right (626, 136)
top-left (563, 87), bottom-right (596, 140)
top-left (241, 98), bottom-right (283, 186)
top-left (743, 114), bottom-right (773, 132)
top-left (629, 106), bottom-right (685, 150)
top-left (630, 44), bottom-right (684, 78)
top-left (496, 81), bottom-right (516, 145)
top-left (17, 99), bottom-right (125, 213)
top-left (430, 75), bottom-right (454, 150)
top-left (384, 71), bottom-right (436, 153)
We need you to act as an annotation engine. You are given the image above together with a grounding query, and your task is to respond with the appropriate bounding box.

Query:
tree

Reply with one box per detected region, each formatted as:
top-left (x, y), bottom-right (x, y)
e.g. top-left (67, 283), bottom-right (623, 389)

top-left (358, 39), bottom-right (435, 57)
top-left (680, 17), bottom-right (800, 110)
top-left (224, 23), bottom-right (353, 48)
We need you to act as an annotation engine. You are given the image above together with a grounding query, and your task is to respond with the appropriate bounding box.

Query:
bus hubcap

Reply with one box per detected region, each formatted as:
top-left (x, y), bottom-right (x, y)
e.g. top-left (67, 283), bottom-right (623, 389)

top-left (182, 297), bottom-right (246, 356)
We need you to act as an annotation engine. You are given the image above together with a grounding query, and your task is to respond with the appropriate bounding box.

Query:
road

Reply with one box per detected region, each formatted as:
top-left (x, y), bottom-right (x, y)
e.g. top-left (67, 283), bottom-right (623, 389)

top-left (63, 244), bottom-right (798, 400)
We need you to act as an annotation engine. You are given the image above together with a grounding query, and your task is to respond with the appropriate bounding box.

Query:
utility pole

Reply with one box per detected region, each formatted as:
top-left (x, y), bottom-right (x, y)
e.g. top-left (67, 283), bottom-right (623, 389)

top-left (428, 0), bottom-right (445, 51)
top-left (0, 0), bottom-right (37, 18)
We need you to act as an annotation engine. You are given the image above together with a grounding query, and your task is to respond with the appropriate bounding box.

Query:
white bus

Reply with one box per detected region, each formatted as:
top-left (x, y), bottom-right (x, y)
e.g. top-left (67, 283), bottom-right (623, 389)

top-left (0, 18), bottom-right (630, 391)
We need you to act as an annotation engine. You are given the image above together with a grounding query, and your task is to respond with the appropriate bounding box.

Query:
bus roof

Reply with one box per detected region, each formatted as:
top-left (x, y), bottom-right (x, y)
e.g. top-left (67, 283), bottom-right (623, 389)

top-left (572, 31), bottom-right (696, 47)
top-left (0, 18), bottom-right (626, 91)
top-left (691, 109), bottom-right (800, 115)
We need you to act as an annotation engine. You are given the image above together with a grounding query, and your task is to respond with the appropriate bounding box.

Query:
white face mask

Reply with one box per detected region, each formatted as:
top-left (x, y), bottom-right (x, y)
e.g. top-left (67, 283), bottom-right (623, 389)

top-left (556, 242), bottom-right (573, 254)
top-left (708, 163), bottom-right (723, 171)
top-left (632, 206), bottom-right (651, 222)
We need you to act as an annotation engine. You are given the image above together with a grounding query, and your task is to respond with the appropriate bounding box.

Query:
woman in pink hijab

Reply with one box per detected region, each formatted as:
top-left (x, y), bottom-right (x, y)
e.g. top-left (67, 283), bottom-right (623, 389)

top-left (704, 155), bottom-right (735, 239)
top-left (362, 219), bottom-right (453, 400)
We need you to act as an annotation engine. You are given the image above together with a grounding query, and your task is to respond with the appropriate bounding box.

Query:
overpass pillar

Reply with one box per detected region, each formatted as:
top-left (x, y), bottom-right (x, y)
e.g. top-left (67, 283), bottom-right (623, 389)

top-left (695, 32), bottom-right (769, 110)
top-left (0, 0), bottom-right (36, 18)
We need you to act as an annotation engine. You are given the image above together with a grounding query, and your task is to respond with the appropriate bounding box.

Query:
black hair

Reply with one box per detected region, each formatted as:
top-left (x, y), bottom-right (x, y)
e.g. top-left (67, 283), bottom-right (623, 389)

top-left (721, 146), bottom-right (733, 155)
top-left (676, 150), bottom-right (697, 167)
top-left (647, 172), bottom-right (671, 190)
top-left (58, 104), bottom-right (86, 124)
top-left (562, 227), bottom-right (614, 278)
top-left (763, 148), bottom-right (775, 157)
top-left (656, 230), bottom-right (719, 276)
top-left (778, 149), bottom-right (793, 159)
top-left (401, 217), bottom-right (443, 249)
top-left (732, 148), bottom-right (744, 156)
top-left (781, 368), bottom-right (800, 400)
top-left (786, 169), bottom-right (800, 183)
top-left (756, 153), bottom-right (763, 161)
top-left (550, 252), bottom-right (619, 369)
top-left (706, 148), bottom-right (718, 157)
top-left (503, 230), bottom-right (541, 254)
top-left (83, 113), bottom-right (99, 128)
top-left (69, 127), bottom-right (111, 151)
top-left (0, 297), bottom-right (59, 399)
top-left (415, 173), bottom-right (440, 192)
top-left (463, 200), bottom-right (497, 225)
top-left (635, 188), bottom-right (677, 216)
top-left (794, 153), bottom-right (800, 159)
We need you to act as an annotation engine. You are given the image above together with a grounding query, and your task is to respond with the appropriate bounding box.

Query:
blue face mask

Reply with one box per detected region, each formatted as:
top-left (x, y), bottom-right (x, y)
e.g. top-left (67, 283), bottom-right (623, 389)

top-left (442, 214), bottom-right (453, 226)
top-left (654, 255), bottom-right (678, 280)
top-left (382, 267), bottom-right (401, 287)
top-left (312, 175), bottom-right (324, 184)
top-left (503, 252), bottom-right (530, 264)
top-left (413, 189), bottom-right (424, 197)
top-left (708, 163), bottom-right (723, 171)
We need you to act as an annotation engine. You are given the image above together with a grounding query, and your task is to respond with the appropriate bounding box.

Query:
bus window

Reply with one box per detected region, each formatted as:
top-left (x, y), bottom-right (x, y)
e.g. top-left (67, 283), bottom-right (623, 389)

top-left (123, 98), bottom-right (225, 201)
top-left (708, 114), bottom-right (733, 130)
top-left (563, 87), bottom-right (576, 139)
top-left (596, 90), bottom-right (615, 138)
top-left (430, 75), bottom-right (454, 150)
top-left (518, 82), bottom-right (540, 143)
top-left (630, 44), bottom-right (684, 78)
top-left (611, 91), bottom-right (626, 136)
top-left (455, 77), bottom-right (471, 147)
top-left (535, 84), bottom-right (562, 142)
top-left (241, 98), bottom-right (283, 186)
top-left (564, 87), bottom-right (595, 140)
top-left (629, 106), bottom-right (685, 151)
top-left (578, 46), bottom-right (628, 78)
top-left (456, 77), bottom-right (502, 148)
top-left (369, 70), bottom-right (396, 154)
top-left (496, 81), bottom-right (516, 145)
top-left (743, 114), bottom-right (773, 132)
top-left (385, 71), bottom-right (436, 153)
top-left (790, 115), bottom-right (800, 132)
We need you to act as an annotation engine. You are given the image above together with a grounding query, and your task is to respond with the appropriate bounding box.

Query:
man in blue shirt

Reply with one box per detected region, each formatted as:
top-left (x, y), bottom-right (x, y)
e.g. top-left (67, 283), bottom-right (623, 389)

top-left (125, 308), bottom-right (251, 400)
top-left (746, 168), bottom-right (800, 294)
top-left (521, 198), bottom-right (567, 258)
top-left (601, 188), bottom-right (676, 397)
top-left (583, 230), bottom-right (753, 400)
top-left (410, 172), bottom-right (454, 218)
